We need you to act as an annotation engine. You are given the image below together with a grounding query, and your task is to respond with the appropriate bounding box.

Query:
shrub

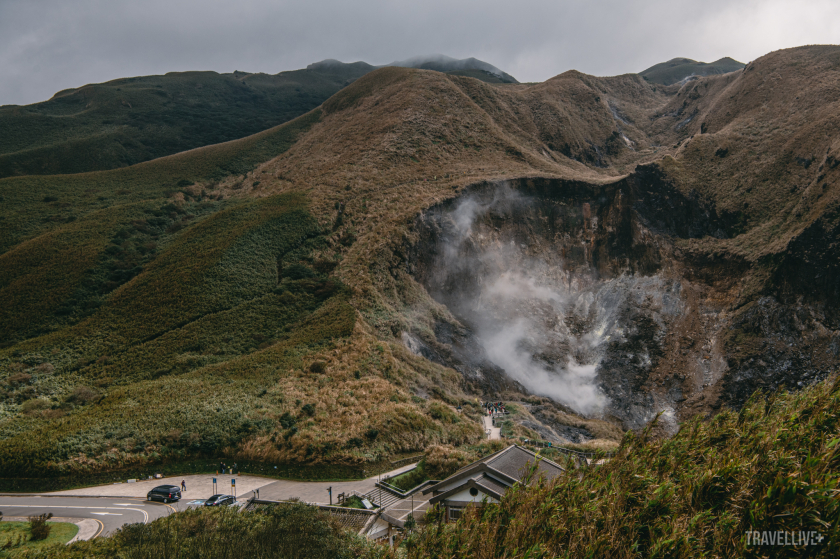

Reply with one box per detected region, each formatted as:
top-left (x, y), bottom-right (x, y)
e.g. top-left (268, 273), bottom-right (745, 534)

top-left (279, 412), bottom-right (297, 429)
top-left (284, 263), bottom-right (316, 280)
top-left (309, 361), bottom-right (326, 374)
top-left (65, 385), bottom-right (99, 405)
top-left (301, 403), bottom-right (316, 417)
top-left (50, 503), bottom-right (384, 558)
top-left (29, 512), bottom-right (53, 540)
top-left (34, 363), bottom-right (55, 375)
top-left (388, 463), bottom-right (429, 491)
top-left (345, 437), bottom-right (364, 448)
top-left (414, 380), bottom-right (840, 558)
top-left (428, 401), bottom-right (459, 424)
top-left (20, 399), bottom-right (51, 415)
top-left (7, 373), bottom-right (31, 386)
top-left (312, 259), bottom-right (337, 275)
top-left (423, 444), bottom-right (473, 480)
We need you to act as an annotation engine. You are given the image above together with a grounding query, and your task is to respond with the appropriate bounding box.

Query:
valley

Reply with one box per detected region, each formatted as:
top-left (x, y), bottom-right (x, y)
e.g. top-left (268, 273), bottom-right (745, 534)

top-left (0, 44), bottom-right (839, 514)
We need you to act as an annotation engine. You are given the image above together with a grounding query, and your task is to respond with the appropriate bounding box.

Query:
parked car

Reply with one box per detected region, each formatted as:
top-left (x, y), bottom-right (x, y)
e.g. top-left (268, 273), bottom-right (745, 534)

top-left (204, 494), bottom-right (237, 507)
top-left (147, 485), bottom-right (182, 503)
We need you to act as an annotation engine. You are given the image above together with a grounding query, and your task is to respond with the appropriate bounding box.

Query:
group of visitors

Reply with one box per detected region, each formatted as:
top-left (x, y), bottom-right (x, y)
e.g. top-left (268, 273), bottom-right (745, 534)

top-left (218, 462), bottom-right (239, 475)
top-left (482, 401), bottom-right (506, 415)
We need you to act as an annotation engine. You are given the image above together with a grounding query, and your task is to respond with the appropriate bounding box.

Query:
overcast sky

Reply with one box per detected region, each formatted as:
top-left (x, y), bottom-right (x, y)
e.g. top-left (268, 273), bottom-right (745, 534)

top-left (2, 0), bottom-right (838, 106)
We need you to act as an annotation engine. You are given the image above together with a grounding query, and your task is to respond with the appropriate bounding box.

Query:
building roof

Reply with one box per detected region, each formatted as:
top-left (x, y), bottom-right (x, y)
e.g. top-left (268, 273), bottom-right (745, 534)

top-left (423, 445), bottom-right (564, 501)
top-left (486, 445), bottom-right (564, 481)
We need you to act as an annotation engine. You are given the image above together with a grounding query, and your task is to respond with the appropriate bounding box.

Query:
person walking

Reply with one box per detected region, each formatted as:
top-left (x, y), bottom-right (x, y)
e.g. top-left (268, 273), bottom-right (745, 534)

top-left (181, 480), bottom-right (186, 492)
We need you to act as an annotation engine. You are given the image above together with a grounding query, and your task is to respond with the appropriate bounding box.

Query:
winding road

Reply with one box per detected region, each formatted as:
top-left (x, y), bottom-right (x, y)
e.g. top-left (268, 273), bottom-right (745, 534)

top-left (0, 496), bottom-right (173, 537)
top-left (0, 465), bottom-right (418, 542)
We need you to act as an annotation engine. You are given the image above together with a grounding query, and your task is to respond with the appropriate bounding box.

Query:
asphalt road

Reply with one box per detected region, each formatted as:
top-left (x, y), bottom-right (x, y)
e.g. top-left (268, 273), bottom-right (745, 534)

top-left (0, 462), bottom-right (421, 540)
top-left (0, 496), bottom-right (174, 537)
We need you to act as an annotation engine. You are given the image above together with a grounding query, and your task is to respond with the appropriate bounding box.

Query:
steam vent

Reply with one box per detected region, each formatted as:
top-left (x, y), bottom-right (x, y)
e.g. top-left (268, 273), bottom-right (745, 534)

top-left (408, 171), bottom-right (839, 434)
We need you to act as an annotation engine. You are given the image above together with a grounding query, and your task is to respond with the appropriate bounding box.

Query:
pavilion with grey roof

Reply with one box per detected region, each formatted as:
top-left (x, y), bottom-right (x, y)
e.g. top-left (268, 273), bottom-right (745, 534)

top-left (422, 444), bottom-right (564, 521)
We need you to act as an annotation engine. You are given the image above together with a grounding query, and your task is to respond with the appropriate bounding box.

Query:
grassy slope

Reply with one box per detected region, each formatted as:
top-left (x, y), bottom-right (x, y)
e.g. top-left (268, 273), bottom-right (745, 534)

top-left (0, 108), bottom-right (321, 255)
top-left (640, 56), bottom-right (745, 85)
top-left (411, 378), bottom-right (840, 558)
top-left (0, 96), bottom-right (486, 485)
top-left (0, 521), bottom-right (78, 554)
top-left (2, 46), bottom-right (838, 489)
top-left (646, 46), bottom-right (840, 304)
top-left (0, 63), bottom-right (373, 178)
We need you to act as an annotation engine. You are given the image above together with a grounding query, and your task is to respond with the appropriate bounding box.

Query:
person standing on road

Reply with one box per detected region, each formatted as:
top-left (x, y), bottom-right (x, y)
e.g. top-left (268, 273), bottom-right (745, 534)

top-left (181, 480), bottom-right (186, 492)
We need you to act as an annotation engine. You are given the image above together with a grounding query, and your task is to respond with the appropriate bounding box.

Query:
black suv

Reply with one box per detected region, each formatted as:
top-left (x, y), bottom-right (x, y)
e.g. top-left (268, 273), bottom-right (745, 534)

top-left (204, 494), bottom-right (237, 507)
top-left (147, 485), bottom-right (182, 503)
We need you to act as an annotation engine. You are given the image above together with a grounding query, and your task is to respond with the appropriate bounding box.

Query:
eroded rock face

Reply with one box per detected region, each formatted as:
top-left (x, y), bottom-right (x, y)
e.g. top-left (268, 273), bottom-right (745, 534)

top-left (406, 172), bottom-right (840, 430)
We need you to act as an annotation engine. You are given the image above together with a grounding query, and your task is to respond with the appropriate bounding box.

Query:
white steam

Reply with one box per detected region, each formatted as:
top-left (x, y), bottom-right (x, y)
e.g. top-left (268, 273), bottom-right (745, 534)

top-left (438, 185), bottom-right (614, 416)
top-left (483, 318), bottom-right (604, 415)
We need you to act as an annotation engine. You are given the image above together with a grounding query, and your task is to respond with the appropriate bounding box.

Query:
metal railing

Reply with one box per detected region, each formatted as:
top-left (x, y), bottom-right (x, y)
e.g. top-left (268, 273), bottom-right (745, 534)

top-left (389, 455), bottom-right (424, 469)
top-left (517, 439), bottom-right (616, 461)
top-left (376, 478), bottom-right (438, 498)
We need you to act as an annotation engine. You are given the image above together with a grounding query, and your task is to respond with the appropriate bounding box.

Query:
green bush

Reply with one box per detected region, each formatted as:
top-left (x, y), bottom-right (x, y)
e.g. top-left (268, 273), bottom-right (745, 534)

top-left (65, 386), bottom-right (99, 406)
top-left (428, 401), bottom-right (459, 424)
top-left (20, 399), bottom-right (51, 414)
top-left (28, 513), bottom-right (52, 541)
top-left (309, 361), bottom-right (327, 373)
top-left (29, 503), bottom-right (388, 559)
top-left (387, 463), bottom-right (429, 491)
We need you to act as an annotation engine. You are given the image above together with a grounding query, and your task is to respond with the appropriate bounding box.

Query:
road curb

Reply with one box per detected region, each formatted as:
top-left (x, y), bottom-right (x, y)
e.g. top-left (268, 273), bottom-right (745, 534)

top-left (0, 494), bottom-right (149, 499)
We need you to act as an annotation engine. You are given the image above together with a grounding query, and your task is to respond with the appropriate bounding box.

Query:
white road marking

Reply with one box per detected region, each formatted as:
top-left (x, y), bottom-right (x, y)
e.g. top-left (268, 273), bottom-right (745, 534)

top-left (113, 503), bottom-right (143, 506)
top-left (0, 505), bottom-right (149, 523)
top-left (91, 512), bottom-right (122, 516)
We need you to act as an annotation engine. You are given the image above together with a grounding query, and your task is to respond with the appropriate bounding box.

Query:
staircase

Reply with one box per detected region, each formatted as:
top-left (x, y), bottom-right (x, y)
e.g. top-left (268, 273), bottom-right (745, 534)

top-left (361, 488), bottom-right (402, 510)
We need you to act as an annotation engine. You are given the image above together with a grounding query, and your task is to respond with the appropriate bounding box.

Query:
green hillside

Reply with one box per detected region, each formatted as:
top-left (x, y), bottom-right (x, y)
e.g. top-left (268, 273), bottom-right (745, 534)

top-left (0, 104), bottom-right (482, 489)
top-left (413, 378), bottom-right (840, 557)
top-left (0, 56), bottom-right (520, 179)
top-left (0, 62), bottom-right (373, 178)
top-left (0, 110), bottom-right (343, 486)
top-left (640, 56), bottom-right (745, 85)
top-left (0, 108), bottom-right (321, 255)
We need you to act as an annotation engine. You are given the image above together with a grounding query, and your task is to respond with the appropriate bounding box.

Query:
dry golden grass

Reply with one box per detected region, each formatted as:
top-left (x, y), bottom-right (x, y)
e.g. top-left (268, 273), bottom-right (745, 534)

top-left (3, 46), bottom-right (838, 482)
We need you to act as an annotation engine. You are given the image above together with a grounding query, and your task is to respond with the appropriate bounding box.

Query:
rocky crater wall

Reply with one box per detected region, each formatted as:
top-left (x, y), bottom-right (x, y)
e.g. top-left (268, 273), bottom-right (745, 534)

top-left (405, 169), bottom-right (840, 431)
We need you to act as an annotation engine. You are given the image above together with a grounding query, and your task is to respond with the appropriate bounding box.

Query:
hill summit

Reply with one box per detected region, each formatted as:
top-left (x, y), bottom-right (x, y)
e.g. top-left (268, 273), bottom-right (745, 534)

top-left (640, 56), bottom-right (745, 84)
top-left (0, 55), bottom-right (518, 179)
top-left (384, 54), bottom-right (518, 83)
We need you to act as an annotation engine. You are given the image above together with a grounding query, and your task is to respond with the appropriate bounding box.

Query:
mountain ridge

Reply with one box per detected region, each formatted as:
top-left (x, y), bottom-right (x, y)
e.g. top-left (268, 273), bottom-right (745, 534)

top-left (0, 45), bottom-right (838, 489)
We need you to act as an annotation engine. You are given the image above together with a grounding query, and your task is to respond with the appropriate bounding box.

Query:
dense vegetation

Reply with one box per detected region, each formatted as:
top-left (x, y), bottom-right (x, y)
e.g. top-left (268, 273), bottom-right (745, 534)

top-left (0, 105), bottom-right (484, 489)
top-left (0, 107), bottom-right (321, 255)
top-left (0, 62), bottom-right (372, 178)
top-left (9, 378), bottom-right (838, 558)
top-left (0, 190), bottom-right (360, 488)
top-left (409, 378), bottom-right (840, 558)
top-left (6, 502), bottom-right (389, 559)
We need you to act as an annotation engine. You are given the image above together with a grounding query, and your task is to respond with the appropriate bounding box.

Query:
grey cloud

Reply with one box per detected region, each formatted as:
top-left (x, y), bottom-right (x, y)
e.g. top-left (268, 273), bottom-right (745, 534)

top-left (1, 0), bottom-right (838, 105)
